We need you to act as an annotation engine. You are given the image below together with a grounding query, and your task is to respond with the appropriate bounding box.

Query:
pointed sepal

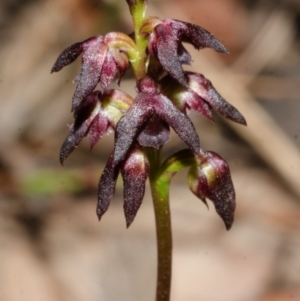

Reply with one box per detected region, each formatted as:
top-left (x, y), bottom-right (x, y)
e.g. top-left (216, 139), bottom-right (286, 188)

top-left (59, 92), bottom-right (101, 164)
top-left (155, 94), bottom-right (200, 155)
top-left (97, 154), bottom-right (119, 221)
top-left (176, 19), bottom-right (229, 53)
top-left (113, 92), bottom-right (153, 166)
top-left (51, 37), bottom-right (96, 73)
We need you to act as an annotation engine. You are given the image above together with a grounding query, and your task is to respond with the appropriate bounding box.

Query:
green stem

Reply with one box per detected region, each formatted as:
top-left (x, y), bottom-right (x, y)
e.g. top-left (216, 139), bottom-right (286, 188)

top-left (148, 148), bottom-right (172, 301)
top-left (127, 0), bottom-right (148, 80)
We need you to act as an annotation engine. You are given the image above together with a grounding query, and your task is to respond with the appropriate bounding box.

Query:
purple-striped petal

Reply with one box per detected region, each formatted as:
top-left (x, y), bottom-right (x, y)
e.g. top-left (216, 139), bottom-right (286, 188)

top-left (99, 51), bottom-right (118, 92)
top-left (137, 116), bottom-right (170, 149)
top-left (185, 91), bottom-right (213, 121)
top-left (88, 113), bottom-right (109, 149)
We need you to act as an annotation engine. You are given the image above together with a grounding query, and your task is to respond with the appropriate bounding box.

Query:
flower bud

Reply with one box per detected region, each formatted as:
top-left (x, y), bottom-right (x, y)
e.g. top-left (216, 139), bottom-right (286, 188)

top-left (121, 147), bottom-right (149, 227)
top-left (188, 151), bottom-right (235, 230)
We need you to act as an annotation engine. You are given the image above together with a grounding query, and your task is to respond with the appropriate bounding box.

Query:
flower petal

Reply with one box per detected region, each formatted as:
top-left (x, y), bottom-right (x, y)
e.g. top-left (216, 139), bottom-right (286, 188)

top-left (99, 51), bottom-right (118, 92)
top-left (88, 113), bottom-right (109, 149)
top-left (137, 115), bottom-right (170, 149)
top-left (110, 48), bottom-right (129, 79)
top-left (121, 147), bottom-right (149, 227)
top-left (113, 93), bottom-right (153, 166)
top-left (187, 73), bottom-right (246, 125)
top-left (188, 151), bottom-right (236, 230)
top-left (97, 154), bottom-right (119, 221)
top-left (154, 95), bottom-right (200, 155)
top-left (186, 92), bottom-right (213, 121)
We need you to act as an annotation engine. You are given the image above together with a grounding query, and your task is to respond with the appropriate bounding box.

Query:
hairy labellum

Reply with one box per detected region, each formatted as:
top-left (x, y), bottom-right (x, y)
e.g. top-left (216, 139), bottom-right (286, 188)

top-left (137, 116), bottom-right (170, 149)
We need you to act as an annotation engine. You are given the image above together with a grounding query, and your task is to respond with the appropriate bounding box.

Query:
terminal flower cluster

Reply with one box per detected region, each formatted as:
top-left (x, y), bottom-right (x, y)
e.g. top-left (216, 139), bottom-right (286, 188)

top-left (51, 3), bottom-right (246, 230)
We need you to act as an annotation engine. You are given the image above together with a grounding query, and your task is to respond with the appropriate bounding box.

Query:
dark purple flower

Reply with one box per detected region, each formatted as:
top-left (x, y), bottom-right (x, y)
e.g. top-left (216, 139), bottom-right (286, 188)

top-left (51, 33), bottom-right (135, 111)
top-left (188, 151), bottom-right (235, 230)
top-left (112, 77), bottom-right (200, 166)
top-left (141, 18), bottom-right (228, 87)
top-left (97, 146), bottom-right (149, 227)
top-left (161, 72), bottom-right (246, 125)
top-left (60, 89), bottom-right (133, 164)
top-left (186, 72), bottom-right (246, 125)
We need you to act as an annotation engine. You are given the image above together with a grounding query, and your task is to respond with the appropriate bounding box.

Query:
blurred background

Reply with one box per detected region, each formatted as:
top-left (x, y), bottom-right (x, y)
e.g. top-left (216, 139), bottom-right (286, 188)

top-left (1, 0), bottom-right (300, 300)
